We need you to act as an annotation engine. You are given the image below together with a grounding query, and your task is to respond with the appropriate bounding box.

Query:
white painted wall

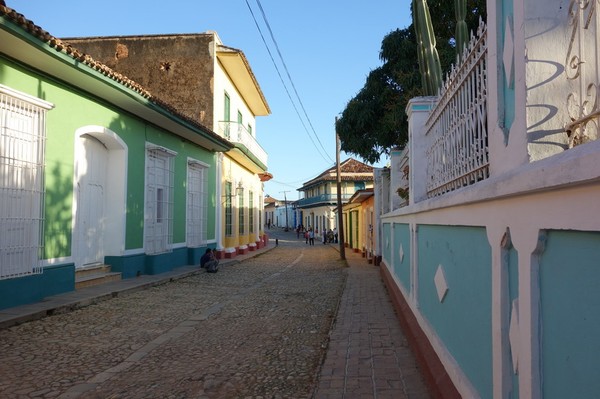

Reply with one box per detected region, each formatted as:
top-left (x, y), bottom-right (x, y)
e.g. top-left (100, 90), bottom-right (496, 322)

top-left (381, 1), bottom-right (600, 396)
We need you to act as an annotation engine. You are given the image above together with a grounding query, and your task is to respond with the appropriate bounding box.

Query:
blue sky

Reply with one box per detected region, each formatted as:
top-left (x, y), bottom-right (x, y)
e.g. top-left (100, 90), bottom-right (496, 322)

top-left (8, 0), bottom-right (413, 200)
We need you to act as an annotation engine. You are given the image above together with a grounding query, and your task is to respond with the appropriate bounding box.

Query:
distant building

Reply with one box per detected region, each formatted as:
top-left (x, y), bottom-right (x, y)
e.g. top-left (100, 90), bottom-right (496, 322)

top-left (274, 201), bottom-right (294, 229)
top-left (296, 158), bottom-right (373, 237)
top-left (263, 195), bottom-right (277, 229)
top-left (341, 189), bottom-right (375, 260)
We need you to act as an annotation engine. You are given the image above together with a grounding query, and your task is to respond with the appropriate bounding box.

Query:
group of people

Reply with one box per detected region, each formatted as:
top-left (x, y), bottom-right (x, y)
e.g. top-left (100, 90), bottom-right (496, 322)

top-left (304, 228), bottom-right (316, 245)
top-left (296, 225), bottom-right (338, 246)
top-left (199, 223), bottom-right (339, 271)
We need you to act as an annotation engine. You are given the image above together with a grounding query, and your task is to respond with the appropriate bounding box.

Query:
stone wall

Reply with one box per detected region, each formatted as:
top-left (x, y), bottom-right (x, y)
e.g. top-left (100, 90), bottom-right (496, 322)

top-left (66, 34), bottom-right (216, 128)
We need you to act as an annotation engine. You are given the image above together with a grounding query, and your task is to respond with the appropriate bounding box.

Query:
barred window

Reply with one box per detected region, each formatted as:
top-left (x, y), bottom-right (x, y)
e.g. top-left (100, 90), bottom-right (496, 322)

top-left (225, 181), bottom-right (233, 236)
top-left (249, 191), bottom-right (254, 233)
top-left (144, 145), bottom-right (175, 254)
top-left (186, 160), bottom-right (208, 247)
top-left (238, 188), bottom-right (245, 235)
top-left (0, 86), bottom-right (52, 280)
top-left (259, 195), bottom-right (262, 230)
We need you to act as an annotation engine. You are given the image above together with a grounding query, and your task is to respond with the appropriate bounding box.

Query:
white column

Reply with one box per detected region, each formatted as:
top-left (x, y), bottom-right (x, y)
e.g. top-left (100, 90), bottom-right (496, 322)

top-left (487, 226), bottom-right (512, 399)
top-left (215, 153), bottom-right (224, 251)
top-left (405, 97), bottom-right (437, 204)
top-left (512, 227), bottom-right (545, 399)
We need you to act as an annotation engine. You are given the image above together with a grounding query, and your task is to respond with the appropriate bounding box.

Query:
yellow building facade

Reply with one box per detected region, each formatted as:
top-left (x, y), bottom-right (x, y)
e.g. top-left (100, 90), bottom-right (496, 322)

top-left (341, 189), bottom-right (377, 263)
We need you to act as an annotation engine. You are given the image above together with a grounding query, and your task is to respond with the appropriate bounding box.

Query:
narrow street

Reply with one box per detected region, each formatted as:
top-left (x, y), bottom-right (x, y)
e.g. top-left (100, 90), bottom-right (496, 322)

top-left (0, 231), bottom-right (345, 398)
top-left (0, 229), bottom-right (430, 399)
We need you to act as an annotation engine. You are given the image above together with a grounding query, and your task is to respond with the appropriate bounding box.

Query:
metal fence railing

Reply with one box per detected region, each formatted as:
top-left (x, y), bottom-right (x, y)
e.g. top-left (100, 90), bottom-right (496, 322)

top-left (425, 20), bottom-right (489, 198)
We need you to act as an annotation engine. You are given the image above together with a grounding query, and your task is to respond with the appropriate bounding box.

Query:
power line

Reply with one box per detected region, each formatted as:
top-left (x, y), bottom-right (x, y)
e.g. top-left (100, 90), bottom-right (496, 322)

top-left (244, 0), bottom-right (334, 164)
top-left (269, 179), bottom-right (300, 189)
top-left (254, 0), bottom-right (334, 163)
top-left (270, 161), bottom-right (337, 187)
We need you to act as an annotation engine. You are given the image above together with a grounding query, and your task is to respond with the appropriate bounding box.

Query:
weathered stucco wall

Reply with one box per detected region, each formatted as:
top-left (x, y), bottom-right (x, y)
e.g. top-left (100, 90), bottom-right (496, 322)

top-left (66, 34), bottom-right (216, 128)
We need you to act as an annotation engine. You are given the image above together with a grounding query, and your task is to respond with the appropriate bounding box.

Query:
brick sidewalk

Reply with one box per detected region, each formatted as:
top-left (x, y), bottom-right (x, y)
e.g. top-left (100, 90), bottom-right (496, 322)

top-left (314, 250), bottom-right (431, 399)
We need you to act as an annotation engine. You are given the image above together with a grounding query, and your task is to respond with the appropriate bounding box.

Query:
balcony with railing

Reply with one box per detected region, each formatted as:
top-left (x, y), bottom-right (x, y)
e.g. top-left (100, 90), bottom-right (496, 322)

top-left (218, 121), bottom-right (268, 171)
top-left (296, 193), bottom-right (354, 208)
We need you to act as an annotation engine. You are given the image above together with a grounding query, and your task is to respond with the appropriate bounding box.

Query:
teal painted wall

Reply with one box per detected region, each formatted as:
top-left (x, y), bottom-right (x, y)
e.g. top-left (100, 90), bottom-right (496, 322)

top-left (500, 0), bottom-right (515, 136)
top-left (417, 225), bottom-right (492, 399)
top-left (0, 264), bottom-right (74, 310)
top-left (145, 248), bottom-right (189, 275)
top-left (540, 230), bottom-right (600, 399)
top-left (105, 254), bottom-right (146, 279)
top-left (383, 223), bottom-right (392, 264)
top-left (393, 223), bottom-right (411, 292)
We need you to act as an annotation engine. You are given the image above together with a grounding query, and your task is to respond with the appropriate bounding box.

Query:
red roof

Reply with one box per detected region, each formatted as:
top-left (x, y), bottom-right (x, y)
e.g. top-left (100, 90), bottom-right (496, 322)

top-left (300, 158), bottom-right (373, 190)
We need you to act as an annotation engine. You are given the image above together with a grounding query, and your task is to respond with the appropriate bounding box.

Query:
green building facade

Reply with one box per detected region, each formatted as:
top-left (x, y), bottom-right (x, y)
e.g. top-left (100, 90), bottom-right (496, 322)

top-left (0, 6), bottom-right (231, 309)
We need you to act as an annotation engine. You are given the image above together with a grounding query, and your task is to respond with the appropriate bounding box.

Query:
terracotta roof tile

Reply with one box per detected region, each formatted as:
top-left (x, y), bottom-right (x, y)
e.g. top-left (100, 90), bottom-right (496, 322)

top-left (300, 158), bottom-right (374, 189)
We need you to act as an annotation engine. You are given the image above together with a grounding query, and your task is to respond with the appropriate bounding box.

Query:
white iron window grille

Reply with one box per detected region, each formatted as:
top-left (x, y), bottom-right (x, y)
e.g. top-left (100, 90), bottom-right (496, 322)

top-left (0, 86), bottom-right (52, 280)
top-left (426, 20), bottom-right (488, 198)
top-left (565, 0), bottom-right (600, 147)
top-left (258, 194), bottom-right (262, 230)
top-left (186, 161), bottom-right (208, 247)
top-left (144, 146), bottom-right (175, 254)
top-left (249, 190), bottom-right (254, 234)
top-left (238, 188), bottom-right (245, 235)
top-left (225, 181), bottom-right (233, 237)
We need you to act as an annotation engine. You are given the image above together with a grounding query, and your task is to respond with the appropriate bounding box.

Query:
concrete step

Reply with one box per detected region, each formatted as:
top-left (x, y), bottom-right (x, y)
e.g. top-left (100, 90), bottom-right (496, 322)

top-left (75, 264), bottom-right (112, 278)
top-left (75, 265), bottom-right (122, 290)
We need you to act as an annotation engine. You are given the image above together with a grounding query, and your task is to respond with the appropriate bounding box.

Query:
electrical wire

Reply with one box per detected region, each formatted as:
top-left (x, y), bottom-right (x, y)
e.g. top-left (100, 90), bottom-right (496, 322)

top-left (254, 0), bottom-right (334, 164)
top-left (270, 160), bottom-right (338, 187)
top-left (243, 0), bottom-right (334, 164)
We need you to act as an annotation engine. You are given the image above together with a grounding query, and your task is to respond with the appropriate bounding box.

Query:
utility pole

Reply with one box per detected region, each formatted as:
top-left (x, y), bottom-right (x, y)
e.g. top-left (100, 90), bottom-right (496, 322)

top-left (335, 117), bottom-right (345, 260)
top-left (280, 190), bottom-right (290, 232)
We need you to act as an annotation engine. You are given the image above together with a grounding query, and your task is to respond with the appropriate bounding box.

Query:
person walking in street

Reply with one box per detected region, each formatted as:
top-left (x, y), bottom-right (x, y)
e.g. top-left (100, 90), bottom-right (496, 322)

top-left (305, 229), bottom-right (310, 244)
top-left (309, 229), bottom-right (315, 246)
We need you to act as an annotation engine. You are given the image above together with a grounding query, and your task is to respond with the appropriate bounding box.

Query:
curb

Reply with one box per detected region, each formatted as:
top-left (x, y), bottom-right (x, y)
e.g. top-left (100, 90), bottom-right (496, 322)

top-left (0, 244), bottom-right (277, 330)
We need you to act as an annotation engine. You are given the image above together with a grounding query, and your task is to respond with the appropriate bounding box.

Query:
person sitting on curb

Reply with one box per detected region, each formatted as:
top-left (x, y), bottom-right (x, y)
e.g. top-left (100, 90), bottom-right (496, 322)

top-left (200, 248), bottom-right (219, 273)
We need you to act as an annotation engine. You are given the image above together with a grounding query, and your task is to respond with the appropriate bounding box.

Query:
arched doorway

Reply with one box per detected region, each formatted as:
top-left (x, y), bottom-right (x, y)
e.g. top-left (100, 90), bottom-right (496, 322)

top-left (73, 126), bottom-right (127, 268)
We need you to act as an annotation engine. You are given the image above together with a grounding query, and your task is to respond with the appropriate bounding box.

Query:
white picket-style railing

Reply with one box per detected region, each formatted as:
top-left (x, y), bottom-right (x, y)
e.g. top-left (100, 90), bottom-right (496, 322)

top-left (425, 20), bottom-right (488, 198)
top-left (218, 121), bottom-right (268, 167)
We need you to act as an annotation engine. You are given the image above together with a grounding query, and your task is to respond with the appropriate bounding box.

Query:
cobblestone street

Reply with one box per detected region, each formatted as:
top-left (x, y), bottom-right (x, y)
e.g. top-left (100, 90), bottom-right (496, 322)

top-left (0, 233), bottom-right (347, 399)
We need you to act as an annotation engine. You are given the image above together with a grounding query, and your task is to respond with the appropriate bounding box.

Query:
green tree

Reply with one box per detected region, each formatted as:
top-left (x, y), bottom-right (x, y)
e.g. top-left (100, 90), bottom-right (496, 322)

top-left (413, 0), bottom-right (443, 96)
top-left (336, 0), bottom-right (486, 163)
top-left (336, 28), bottom-right (420, 163)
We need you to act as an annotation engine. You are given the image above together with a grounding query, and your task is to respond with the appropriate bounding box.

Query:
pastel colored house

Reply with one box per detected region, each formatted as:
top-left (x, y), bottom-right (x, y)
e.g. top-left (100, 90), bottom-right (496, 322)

top-left (296, 158), bottom-right (373, 238)
top-left (273, 200), bottom-right (294, 229)
top-left (376, 2), bottom-right (600, 398)
top-left (341, 189), bottom-right (376, 261)
top-left (263, 195), bottom-right (277, 229)
top-left (0, 5), bottom-right (232, 310)
top-left (66, 31), bottom-right (272, 259)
